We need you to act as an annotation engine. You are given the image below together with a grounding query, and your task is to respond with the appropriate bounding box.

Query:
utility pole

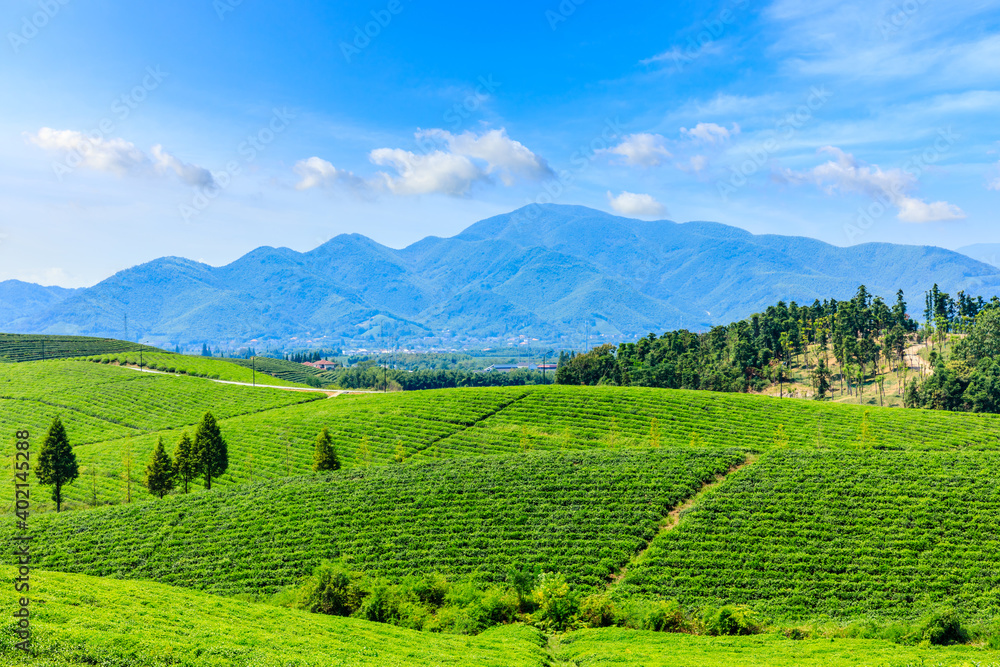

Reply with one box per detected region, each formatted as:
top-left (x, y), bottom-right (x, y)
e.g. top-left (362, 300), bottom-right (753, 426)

top-left (139, 349), bottom-right (143, 370)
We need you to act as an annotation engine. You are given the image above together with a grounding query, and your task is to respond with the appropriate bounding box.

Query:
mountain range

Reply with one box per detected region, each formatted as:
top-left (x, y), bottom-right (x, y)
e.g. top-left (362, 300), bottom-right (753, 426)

top-left (3, 204), bottom-right (999, 349)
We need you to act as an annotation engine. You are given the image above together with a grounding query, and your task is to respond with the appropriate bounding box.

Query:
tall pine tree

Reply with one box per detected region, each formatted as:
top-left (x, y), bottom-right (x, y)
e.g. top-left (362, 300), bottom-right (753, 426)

top-left (195, 413), bottom-right (227, 490)
top-left (313, 427), bottom-right (340, 472)
top-left (144, 437), bottom-right (176, 498)
top-left (36, 416), bottom-right (79, 512)
top-left (173, 433), bottom-right (198, 493)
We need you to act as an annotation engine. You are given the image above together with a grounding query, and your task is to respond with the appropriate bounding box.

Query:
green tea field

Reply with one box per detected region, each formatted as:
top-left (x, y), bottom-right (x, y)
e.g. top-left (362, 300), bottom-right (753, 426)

top-left (4, 449), bottom-right (745, 594)
top-left (0, 569), bottom-right (549, 666)
top-left (6, 352), bottom-right (1000, 664)
top-left (0, 334), bottom-right (160, 362)
top-left (619, 449), bottom-right (1000, 620)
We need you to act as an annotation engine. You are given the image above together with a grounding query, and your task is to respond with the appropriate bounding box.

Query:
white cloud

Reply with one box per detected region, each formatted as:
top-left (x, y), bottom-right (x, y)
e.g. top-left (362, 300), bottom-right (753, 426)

top-left (369, 127), bottom-right (550, 196)
top-left (293, 157), bottom-right (365, 191)
top-left (371, 148), bottom-right (486, 196)
top-left (28, 128), bottom-right (214, 188)
top-left (602, 133), bottom-right (672, 167)
top-left (680, 122), bottom-right (740, 144)
top-left (990, 160), bottom-right (1000, 191)
top-left (689, 155), bottom-right (709, 172)
top-left (293, 128), bottom-right (549, 198)
top-left (150, 145), bottom-right (215, 188)
top-left (29, 128), bottom-right (147, 174)
top-left (784, 146), bottom-right (965, 223)
top-left (640, 40), bottom-right (726, 68)
top-left (607, 191), bottom-right (667, 217)
top-left (422, 128), bottom-right (552, 184)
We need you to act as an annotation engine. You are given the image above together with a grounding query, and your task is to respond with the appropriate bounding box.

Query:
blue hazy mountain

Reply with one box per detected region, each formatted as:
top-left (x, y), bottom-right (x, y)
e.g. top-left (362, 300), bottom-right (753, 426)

top-left (5, 205), bottom-right (1000, 347)
top-left (0, 280), bottom-right (80, 329)
top-left (957, 244), bottom-right (1000, 270)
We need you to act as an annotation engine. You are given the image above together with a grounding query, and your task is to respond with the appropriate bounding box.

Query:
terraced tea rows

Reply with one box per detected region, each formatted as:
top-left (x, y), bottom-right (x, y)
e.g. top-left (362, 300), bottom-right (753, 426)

top-left (229, 355), bottom-right (327, 385)
top-left (0, 569), bottom-right (548, 667)
top-left (46, 387), bottom-right (530, 508)
top-left (618, 449), bottom-right (1000, 620)
top-left (0, 361), bottom-right (318, 433)
top-left (0, 360), bottom-right (323, 511)
top-left (554, 628), bottom-right (1000, 667)
top-left (0, 333), bottom-right (159, 362)
top-left (19, 379), bottom-right (1000, 512)
top-left (83, 352), bottom-right (307, 387)
top-left (7, 449), bottom-right (745, 595)
top-left (432, 386), bottom-right (1000, 454)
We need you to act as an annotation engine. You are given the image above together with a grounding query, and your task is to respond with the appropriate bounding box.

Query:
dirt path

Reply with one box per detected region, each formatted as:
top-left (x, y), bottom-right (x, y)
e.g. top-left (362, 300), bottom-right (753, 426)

top-left (608, 453), bottom-right (758, 586)
top-left (119, 364), bottom-right (379, 398)
top-left (903, 343), bottom-right (932, 374)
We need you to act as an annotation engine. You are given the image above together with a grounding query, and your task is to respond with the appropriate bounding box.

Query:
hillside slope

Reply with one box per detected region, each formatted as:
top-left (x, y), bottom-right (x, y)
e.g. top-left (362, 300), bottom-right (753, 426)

top-left (0, 569), bottom-right (548, 667)
top-left (4, 449), bottom-right (743, 595)
top-left (7, 205), bottom-right (999, 346)
top-left (11, 382), bottom-right (1000, 511)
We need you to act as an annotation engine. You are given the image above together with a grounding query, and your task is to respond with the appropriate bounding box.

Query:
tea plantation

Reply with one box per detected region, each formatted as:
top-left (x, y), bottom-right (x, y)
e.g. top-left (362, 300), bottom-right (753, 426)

top-left (554, 628), bottom-right (1000, 666)
top-left (0, 333), bottom-right (160, 362)
top-left (21, 386), bottom-right (532, 508)
top-left (431, 385), bottom-right (1000, 454)
top-left (8, 354), bottom-right (1000, 664)
top-left (0, 568), bottom-right (549, 667)
top-left (6, 449), bottom-right (744, 595)
top-left (81, 351), bottom-right (310, 387)
top-left (619, 449), bottom-right (1000, 620)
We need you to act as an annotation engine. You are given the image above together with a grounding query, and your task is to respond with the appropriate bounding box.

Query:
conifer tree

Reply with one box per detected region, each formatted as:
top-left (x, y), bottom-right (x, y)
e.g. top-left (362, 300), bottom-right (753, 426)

top-left (36, 416), bottom-right (78, 512)
top-left (173, 433), bottom-right (198, 493)
top-left (195, 412), bottom-right (227, 490)
top-left (313, 427), bottom-right (341, 472)
top-left (144, 437), bottom-right (176, 498)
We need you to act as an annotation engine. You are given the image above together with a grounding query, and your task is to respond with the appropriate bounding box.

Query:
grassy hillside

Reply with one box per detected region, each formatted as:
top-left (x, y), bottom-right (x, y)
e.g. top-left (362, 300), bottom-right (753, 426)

top-left (29, 386), bottom-right (529, 508)
top-left (0, 569), bottom-right (548, 666)
top-left (618, 449), bottom-right (1000, 620)
top-left (0, 360), bottom-right (319, 436)
top-left (0, 360), bottom-right (323, 511)
top-left (4, 449), bottom-right (743, 595)
top-left (0, 333), bottom-right (160, 362)
top-left (430, 386), bottom-right (1000, 455)
top-left (554, 628), bottom-right (1000, 666)
top-left (13, 380), bottom-right (1000, 511)
top-left (81, 351), bottom-right (311, 387)
top-left (229, 355), bottom-right (327, 385)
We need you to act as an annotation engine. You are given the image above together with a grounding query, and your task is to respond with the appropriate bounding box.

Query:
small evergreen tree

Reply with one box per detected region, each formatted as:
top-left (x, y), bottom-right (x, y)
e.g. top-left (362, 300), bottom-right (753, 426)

top-left (144, 437), bottom-right (176, 498)
top-left (36, 416), bottom-right (79, 512)
top-left (173, 433), bottom-right (198, 493)
top-left (313, 427), bottom-right (341, 472)
top-left (195, 412), bottom-right (227, 490)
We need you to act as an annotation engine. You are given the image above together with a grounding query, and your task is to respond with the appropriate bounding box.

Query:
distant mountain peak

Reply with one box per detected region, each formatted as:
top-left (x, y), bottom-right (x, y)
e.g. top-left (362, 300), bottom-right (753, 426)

top-left (5, 204), bottom-right (1000, 347)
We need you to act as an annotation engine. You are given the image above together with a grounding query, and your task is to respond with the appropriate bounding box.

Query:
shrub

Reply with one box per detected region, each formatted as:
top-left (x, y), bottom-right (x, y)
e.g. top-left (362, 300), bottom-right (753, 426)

top-left (911, 608), bottom-right (966, 646)
top-left (408, 573), bottom-right (449, 608)
top-left (360, 582), bottom-right (402, 624)
top-left (618, 599), bottom-right (686, 632)
top-left (579, 593), bottom-right (617, 628)
top-left (294, 560), bottom-right (367, 616)
top-left (531, 572), bottom-right (578, 631)
top-left (645, 599), bottom-right (687, 632)
top-left (704, 605), bottom-right (767, 636)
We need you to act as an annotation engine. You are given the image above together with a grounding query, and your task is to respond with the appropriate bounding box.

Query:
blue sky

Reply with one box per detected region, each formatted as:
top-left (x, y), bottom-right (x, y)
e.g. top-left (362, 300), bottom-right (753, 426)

top-left (2, 0), bottom-right (999, 286)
